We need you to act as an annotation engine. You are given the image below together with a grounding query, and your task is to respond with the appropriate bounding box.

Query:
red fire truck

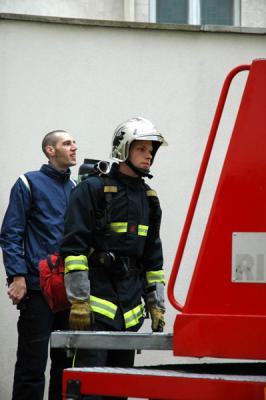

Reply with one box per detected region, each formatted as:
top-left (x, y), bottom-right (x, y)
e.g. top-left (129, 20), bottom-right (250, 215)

top-left (52, 59), bottom-right (266, 399)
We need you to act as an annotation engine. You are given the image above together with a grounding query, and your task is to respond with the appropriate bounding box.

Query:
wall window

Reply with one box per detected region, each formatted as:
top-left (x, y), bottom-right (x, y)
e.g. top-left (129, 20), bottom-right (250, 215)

top-left (156, 0), bottom-right (188, 24)
top-left (201, 0), bottom-right (234, 25)
top-left (150, 0), bottom-right (240, 26)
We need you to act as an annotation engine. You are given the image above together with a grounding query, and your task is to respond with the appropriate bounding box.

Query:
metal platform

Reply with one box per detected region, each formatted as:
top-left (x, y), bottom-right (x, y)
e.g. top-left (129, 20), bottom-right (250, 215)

top-left (51, 331), bottom-right (173, 351)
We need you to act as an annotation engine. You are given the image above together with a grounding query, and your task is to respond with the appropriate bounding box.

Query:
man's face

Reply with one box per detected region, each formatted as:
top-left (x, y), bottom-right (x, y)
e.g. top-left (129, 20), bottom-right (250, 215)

top-left (51, 132), bottom-right (77, 170)
top-left (129, 140), bottom-right (153, 170)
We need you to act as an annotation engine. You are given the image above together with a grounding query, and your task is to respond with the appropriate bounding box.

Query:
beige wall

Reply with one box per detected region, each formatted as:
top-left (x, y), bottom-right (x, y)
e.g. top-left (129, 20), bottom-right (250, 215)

top-left (0, 14), bottom-right (266, 399)
top-left (242, 0), bottom-right (266, 27)
top-left (0, 0), bottom-right (124, 20)
top-left (2, 0), bottom-right (266, 27)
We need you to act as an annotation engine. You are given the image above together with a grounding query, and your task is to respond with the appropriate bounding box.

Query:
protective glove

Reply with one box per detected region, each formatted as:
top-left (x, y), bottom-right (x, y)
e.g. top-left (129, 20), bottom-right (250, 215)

top-left (149, 305), bottom-right (165, 332)
top-left (69, 301), bottom-right (94, 330)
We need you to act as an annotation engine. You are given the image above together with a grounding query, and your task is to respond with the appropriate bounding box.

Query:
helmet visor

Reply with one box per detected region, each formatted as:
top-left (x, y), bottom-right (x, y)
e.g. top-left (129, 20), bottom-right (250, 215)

top-left (135, 134), bottom-right (168, 146)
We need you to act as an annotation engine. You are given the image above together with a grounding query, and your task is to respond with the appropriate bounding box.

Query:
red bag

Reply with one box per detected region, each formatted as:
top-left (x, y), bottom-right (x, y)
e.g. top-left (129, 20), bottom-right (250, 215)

top-left (39, 253), bottom-right (70, 312)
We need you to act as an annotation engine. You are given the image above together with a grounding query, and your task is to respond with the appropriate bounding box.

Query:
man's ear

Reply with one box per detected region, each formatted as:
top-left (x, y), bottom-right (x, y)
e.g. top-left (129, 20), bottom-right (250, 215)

top-left (45, 145), bottom-right (55, 158)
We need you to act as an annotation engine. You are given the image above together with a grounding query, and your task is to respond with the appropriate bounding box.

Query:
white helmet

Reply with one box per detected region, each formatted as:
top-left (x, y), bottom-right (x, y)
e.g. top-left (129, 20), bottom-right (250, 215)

top-left (111, 117), bottom-right (167, 164)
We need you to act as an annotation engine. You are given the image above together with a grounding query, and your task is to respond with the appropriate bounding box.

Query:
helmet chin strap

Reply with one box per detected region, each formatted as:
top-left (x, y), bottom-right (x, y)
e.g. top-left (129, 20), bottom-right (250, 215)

top-left (126, 159), bottom-right (153, 179)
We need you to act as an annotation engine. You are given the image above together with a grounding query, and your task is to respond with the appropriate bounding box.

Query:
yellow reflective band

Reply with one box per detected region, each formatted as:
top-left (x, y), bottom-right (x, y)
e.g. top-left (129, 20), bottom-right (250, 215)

top-left (124, 304), bottom-right (144, 329)
top-left (65, 255), bottom-right (88, 274)
top-left (110, 222), bottom-right (148, 236)
top-left (146, 189), bottom-right (157, 197)
top-left (146, 270), bottom-right (165, 285)
top-left (90, 295), bottom-right (117, 320)
top-left (138, 225), bottom-right (149, 236)
top-left (104, 185), bottom-right (118, 193)
top-left (109, 222), bottom-right (128, 233)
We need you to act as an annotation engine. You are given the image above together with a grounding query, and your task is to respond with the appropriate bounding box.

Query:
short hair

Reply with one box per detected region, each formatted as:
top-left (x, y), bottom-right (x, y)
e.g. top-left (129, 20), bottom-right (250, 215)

top-left (42, 130), bottom-right (66, 157)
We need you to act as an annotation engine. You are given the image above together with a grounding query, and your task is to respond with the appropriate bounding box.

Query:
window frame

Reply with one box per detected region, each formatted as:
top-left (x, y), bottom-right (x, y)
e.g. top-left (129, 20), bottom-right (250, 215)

top-left (150, 0), bottom-right (241, 26)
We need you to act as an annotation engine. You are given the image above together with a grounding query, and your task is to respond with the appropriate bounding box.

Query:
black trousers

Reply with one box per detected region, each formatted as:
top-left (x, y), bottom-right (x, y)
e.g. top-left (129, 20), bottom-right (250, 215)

top-left (73, 321), bottom-right (135, 400)
top-left (12, 290), bottom-right (71, 400)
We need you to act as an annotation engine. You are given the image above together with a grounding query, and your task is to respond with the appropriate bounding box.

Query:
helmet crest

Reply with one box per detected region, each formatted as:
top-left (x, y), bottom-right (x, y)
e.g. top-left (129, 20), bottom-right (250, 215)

top-left (113, 131), bottom-right (125, 148)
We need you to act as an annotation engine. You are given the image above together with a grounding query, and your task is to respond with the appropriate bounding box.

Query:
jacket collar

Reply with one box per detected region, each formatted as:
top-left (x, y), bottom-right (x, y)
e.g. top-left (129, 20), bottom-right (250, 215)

top-left (109, 163), bottom-right (143, 190)
top-left (40, 163), bottom-right (71, 183)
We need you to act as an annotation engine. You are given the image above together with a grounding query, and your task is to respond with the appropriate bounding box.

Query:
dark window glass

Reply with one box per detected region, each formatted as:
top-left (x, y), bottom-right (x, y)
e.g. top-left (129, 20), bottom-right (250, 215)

top-left (201, 0), bottom-right (234, 25)
top-left (156, 0), bottom-right (188, 24)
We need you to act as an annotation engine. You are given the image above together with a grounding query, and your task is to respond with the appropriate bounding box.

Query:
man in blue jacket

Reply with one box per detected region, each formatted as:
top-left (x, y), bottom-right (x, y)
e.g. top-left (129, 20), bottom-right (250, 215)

top-left (0, 130), bottom-right (77, 400)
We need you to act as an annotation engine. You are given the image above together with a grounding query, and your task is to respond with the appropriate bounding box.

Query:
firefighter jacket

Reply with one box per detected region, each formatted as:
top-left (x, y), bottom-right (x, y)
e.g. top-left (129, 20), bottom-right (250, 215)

top-left (0, 164), bottom-right (76, 290)
top-left (60, 164), bottom-right (165, 331)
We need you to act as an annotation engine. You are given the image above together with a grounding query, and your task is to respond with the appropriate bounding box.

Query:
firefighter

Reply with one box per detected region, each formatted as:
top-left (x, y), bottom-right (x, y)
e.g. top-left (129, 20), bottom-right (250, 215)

top-left (60, 117), bottom-right (167, 381)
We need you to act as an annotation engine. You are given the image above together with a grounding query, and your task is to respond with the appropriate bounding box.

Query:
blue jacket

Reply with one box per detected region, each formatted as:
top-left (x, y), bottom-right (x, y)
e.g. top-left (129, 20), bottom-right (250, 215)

top-left (0, 163), bottom-right (76, 290)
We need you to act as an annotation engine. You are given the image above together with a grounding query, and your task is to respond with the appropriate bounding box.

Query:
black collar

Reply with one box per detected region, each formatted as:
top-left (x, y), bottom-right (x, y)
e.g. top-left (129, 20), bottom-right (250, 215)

top-left (40, 163), bottom-right (71, 183)
top-left (109, 163), bottom-right (144, 190)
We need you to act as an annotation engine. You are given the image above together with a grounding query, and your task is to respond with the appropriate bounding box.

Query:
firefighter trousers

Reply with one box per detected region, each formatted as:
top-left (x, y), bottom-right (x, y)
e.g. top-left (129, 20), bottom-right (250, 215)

top-left (73, 321), bottom-right (135, 400)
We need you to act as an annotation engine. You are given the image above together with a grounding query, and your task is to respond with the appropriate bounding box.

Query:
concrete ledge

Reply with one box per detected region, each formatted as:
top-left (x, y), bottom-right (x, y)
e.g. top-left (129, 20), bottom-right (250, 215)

top-left (1, 12), bottom-right (266, 35)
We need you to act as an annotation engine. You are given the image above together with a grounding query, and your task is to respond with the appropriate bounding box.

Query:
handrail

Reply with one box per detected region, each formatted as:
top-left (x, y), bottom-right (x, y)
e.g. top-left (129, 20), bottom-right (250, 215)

top-left (167, 64), bottom-right (251, 312)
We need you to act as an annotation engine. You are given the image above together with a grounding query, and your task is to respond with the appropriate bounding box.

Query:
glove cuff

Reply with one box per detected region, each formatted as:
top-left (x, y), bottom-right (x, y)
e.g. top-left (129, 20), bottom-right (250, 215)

top-left (65, 271), bottom-right (90, 303)
top-left (146, 282), bottom-right (165, 310)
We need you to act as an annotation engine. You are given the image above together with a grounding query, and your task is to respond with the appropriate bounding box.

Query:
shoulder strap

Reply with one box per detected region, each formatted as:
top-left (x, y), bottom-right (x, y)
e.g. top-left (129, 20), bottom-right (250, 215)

top-left (47, 254), bottom-right (61, 271)
top-left (103, 185), bottom-right (118, 194)
top-left (102, 177), bottom-right (118, 225)
top-left (146, 189), bottom-right (158, 198)
top-left (143, 182), bottom-right (158, 200)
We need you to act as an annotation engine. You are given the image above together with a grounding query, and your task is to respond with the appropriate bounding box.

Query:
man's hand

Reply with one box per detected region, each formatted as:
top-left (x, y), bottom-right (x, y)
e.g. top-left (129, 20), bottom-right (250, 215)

top-left (7, 276), bottom-right (27, 305)
top-left (149, 306), bottom-right (165, 332)
top-left (69, 301), bottom-right (94, 330)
